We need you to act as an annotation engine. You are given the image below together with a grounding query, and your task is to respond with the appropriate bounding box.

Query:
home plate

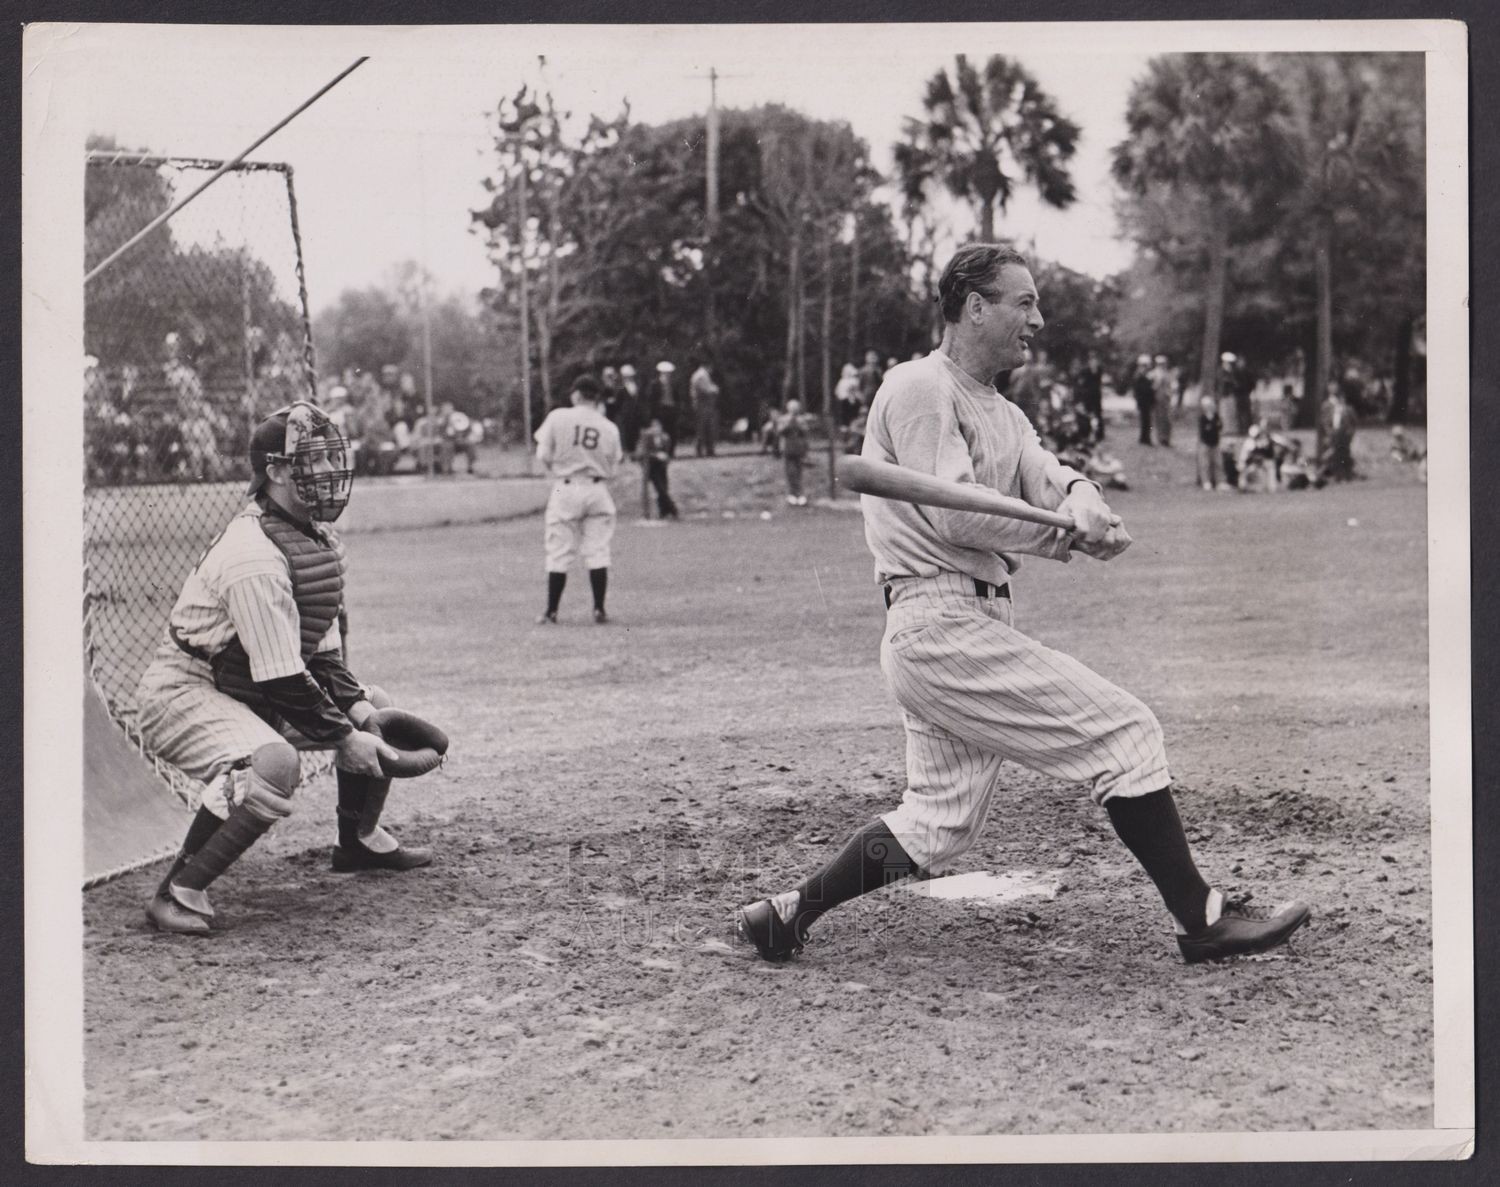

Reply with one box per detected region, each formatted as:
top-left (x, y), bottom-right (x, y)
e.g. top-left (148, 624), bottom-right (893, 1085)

top-left (899, 870), bottom-right (1060, 903)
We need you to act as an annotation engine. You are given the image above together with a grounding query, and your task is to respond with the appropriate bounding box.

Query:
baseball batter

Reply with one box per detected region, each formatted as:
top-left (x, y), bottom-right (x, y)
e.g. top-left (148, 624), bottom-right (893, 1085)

top-left (738, 244), bottom-right (1310, 965)
top-left (534, 375), bottom-right (624, 624)
top-left (137, 402), bottom-right (437, 936)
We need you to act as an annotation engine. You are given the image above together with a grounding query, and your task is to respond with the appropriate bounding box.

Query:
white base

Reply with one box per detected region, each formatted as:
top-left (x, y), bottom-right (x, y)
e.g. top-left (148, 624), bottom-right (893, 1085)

top-left (898, 869), bottom-right (1061, 903)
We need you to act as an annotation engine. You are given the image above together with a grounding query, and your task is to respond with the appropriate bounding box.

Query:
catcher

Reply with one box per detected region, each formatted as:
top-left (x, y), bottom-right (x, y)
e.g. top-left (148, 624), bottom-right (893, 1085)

top-left (135, 401), bottom-right (448, 936)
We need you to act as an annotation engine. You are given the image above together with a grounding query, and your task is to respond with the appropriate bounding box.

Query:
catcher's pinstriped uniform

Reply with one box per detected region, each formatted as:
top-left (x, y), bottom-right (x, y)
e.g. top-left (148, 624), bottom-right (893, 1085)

top-left (737, 245), bottom-right (1309, 964)
top-left (534, 401), bottom-right (624, 573)
top-left (136, 502), bottom-right (363, 819)
top-left (864, 352), bottom-right (1167, 870)
top-left (140, 402), bottom-right (436, 936)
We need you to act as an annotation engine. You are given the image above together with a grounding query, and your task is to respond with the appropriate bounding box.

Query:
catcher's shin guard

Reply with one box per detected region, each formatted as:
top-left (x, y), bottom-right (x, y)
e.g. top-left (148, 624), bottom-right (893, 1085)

top-left (167, 805), bottom-right (275, 916)
top-left (154, 807), bottom-right (224, 899)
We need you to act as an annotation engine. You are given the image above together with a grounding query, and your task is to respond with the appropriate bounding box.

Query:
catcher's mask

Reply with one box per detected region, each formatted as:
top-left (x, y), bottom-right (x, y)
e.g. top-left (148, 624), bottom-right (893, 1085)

top-left (247, 401), bottom-right (353, 522)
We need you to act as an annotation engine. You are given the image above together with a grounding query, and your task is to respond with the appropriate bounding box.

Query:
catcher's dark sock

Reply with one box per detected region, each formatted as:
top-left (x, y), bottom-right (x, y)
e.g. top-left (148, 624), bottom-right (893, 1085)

top-left (788, 820), bottom-right (917, 931)
top-left (336, 775), bottom-right (367, 848)
top-left (545, 572), bottom-right (566, 615)
top-left (1105, 788), bottom-right (1212, 933)
top-left (157, 807), bottom-right (223, 895)
top-left (588, 567), bottom-right (608, 611)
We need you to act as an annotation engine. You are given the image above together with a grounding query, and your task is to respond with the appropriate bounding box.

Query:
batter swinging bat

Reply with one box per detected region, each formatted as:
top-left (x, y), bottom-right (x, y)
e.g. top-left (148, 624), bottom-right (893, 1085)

top-left (839, 456), bottom-right (1078, 531)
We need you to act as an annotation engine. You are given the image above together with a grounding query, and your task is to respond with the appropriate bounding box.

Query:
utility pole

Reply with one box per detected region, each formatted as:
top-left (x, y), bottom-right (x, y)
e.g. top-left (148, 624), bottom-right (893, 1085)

top-left (706, 67), bottom-right (720, 236)
top-left (704, 67), bottom-right (721, 358)
top-left (517, 160), bottom-right (532, 450)
top-left (421, 272), bottom-right (435, 478)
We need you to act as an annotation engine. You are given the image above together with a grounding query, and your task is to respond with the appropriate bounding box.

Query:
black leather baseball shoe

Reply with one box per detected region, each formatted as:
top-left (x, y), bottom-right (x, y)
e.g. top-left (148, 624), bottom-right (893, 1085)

top-left (331, 838), bottom-right (433, 872)
top-left (1177, 897), bottom-right (1311, 964)
top-left (145, 892), bottom-right (212, 936)
top-left (737, 897), bottom-right (807, 962)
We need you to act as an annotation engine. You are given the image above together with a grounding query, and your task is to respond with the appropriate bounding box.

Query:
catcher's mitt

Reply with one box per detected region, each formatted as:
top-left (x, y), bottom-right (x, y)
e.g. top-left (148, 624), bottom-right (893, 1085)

top-left (362, 707), bottom-right (450, 778)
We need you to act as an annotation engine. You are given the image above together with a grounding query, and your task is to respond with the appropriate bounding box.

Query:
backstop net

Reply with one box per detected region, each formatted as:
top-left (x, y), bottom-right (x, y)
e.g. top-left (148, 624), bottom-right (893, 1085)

top-left (83, 154), bottom-right (323, 835)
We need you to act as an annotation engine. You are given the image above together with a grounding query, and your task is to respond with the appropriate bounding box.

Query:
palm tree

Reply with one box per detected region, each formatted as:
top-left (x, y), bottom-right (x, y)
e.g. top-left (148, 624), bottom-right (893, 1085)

top-left (1112, 54), bottom-right (1295, 404)
top-left (898, 54), bottom-right (1080, 243)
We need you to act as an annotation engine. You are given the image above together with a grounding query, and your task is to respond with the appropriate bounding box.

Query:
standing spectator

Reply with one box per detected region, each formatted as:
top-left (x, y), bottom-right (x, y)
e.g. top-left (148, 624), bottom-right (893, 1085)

top-left (1131, 354), bottom-right (1156, 446)
top-left (600, 366), bottom-right (624, 426)
top-left (689, 358), bottom-right (721, 457)
top-left (636, 416), bottom-right (679, 520)
top-left (857, 350), bottom-right (884, 408)
top-left (399, 372), bottom-right (423, 427)
top-left (835, 363), bottom-right (863, 428)
top-left (412, 407), bottom-right (454, 474)
top-left (758, 399), bottom-right (781, 455)
top-left (1196, 394), bottom-right (1224, 490)
top-left (1150, 354), bottom-right (1176, 446)
top-left (616, 364), bottom-right (643, 455)
top-left (1076, 350), bottom-right (1105, 441)
top-left (649, 361), bottom-right (680, 456)
top-left (778, 399), bottom-right (813, 506)
top-left (1222, 352), bottom-right (1256, 435)
top-left (1318, 380), bottom-right (1358, 483)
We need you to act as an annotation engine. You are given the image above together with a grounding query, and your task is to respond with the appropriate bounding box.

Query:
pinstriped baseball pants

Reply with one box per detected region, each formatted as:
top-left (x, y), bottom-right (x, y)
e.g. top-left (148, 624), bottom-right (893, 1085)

top-left (878, 571), bottom-right (1170, 871)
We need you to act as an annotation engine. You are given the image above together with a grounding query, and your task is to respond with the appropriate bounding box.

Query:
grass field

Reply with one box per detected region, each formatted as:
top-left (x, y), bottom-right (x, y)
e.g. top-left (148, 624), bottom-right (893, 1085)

top-left (81, 423), bottom-right (1435, 1142)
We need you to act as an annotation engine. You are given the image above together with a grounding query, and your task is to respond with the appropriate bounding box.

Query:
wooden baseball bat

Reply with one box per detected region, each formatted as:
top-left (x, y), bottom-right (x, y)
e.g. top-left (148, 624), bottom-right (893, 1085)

top-left (838, 455), bottom-right (1077, 531)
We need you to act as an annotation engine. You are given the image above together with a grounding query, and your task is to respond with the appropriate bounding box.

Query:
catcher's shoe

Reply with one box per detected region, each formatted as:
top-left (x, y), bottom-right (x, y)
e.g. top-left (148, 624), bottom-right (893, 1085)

top-left (736, 895), bottom-right (807, 962)
top-left (1177, 895), bottom-right (1311, 964)
top-left (332, 836), bottom-right (433, 872)
top-left (145, 892), bottom-right (212, 936)
top-left (593, 608), bottom-right (609, 624)
top-left (536, 611), bottom-right (558, 625)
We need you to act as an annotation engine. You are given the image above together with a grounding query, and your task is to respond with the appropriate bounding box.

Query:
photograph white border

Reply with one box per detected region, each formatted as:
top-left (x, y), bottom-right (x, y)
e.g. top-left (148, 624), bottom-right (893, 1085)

top-left (22, 17), bottom-right (1473, 1165)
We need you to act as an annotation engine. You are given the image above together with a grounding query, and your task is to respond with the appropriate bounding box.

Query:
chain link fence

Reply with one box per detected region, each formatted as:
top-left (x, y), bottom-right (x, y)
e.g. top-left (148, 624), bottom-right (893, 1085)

top-left (83, 154), bottom-right (326, 800)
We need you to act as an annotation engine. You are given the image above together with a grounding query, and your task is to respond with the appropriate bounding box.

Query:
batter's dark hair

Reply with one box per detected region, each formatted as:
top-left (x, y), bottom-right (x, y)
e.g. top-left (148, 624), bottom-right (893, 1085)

top-left (571, 374), bottom-right (602, 400)
top-left (937, 243), bottom-right (1031, 324)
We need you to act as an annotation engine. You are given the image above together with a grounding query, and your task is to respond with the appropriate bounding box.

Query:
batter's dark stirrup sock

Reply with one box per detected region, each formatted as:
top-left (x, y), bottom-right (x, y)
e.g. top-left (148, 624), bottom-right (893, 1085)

top-left (588, 567), bottom-right (608, 612)
top-left (792, 820), bottom-right (918, 931)
top-left (1105, 788), bottom-right (1212, 933)
top-left (545, 572), bottom-right (566, 616)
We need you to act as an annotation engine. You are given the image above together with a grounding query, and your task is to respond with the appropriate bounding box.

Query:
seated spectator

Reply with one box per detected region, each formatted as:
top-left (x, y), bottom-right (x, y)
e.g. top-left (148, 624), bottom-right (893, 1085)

top-left (443, 402), bottom-right (484, 474)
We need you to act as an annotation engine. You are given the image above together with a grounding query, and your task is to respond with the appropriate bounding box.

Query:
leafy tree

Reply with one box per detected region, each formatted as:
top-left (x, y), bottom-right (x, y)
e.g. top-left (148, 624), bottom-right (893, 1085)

top-left (897, 54), bottom-right (1080, 243)
top-left (312, 287), bottom-right (411, 379)
top-left (1029, 260), bottom-right (1120, 373)
top-left (1263, 53), bottom-right (1425, 425)
top-left (85, 135), bottom-right (306, 404)
top-left (1111, 54), bottom-right (1296, 404)
top-left (474, 102), bottom-right (930, 430)
top-left (313, 268), bottom-right (514, 419)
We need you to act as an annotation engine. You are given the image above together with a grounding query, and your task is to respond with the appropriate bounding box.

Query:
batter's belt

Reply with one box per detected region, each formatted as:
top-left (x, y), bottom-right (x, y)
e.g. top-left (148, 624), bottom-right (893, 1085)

top-left (882, 573), bottom-right (1010, 610)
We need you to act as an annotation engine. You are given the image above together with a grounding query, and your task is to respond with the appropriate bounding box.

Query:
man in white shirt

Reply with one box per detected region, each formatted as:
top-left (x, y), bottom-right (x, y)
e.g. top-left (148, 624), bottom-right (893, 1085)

top-left (738, 244), bottom-right (1310, 967)
top-left (533, 375), bottom-right (624, 624)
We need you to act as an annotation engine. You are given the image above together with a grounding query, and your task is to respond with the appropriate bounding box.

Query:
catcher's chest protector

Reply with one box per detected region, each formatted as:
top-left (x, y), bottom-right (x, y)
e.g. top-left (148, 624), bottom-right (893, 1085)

top-left (211, 512), bottom-right (347, 707)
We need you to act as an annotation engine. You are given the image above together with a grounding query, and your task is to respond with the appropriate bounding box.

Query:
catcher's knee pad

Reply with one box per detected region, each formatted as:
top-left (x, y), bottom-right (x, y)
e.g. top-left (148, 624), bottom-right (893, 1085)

top-left (365, 684), bottom-right (394, 710)
top-left (243, 741), bottom-right (300, 823)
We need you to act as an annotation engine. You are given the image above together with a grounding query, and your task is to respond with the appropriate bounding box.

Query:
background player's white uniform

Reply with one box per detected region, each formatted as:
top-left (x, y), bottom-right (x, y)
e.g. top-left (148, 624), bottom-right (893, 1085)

top-left (534, 403), bottom-right (624, 572)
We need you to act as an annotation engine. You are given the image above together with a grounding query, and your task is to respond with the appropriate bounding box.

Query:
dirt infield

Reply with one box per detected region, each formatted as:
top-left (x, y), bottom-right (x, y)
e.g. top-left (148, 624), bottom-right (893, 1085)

top-left (82, 427), bottom-right (1433, 1141)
